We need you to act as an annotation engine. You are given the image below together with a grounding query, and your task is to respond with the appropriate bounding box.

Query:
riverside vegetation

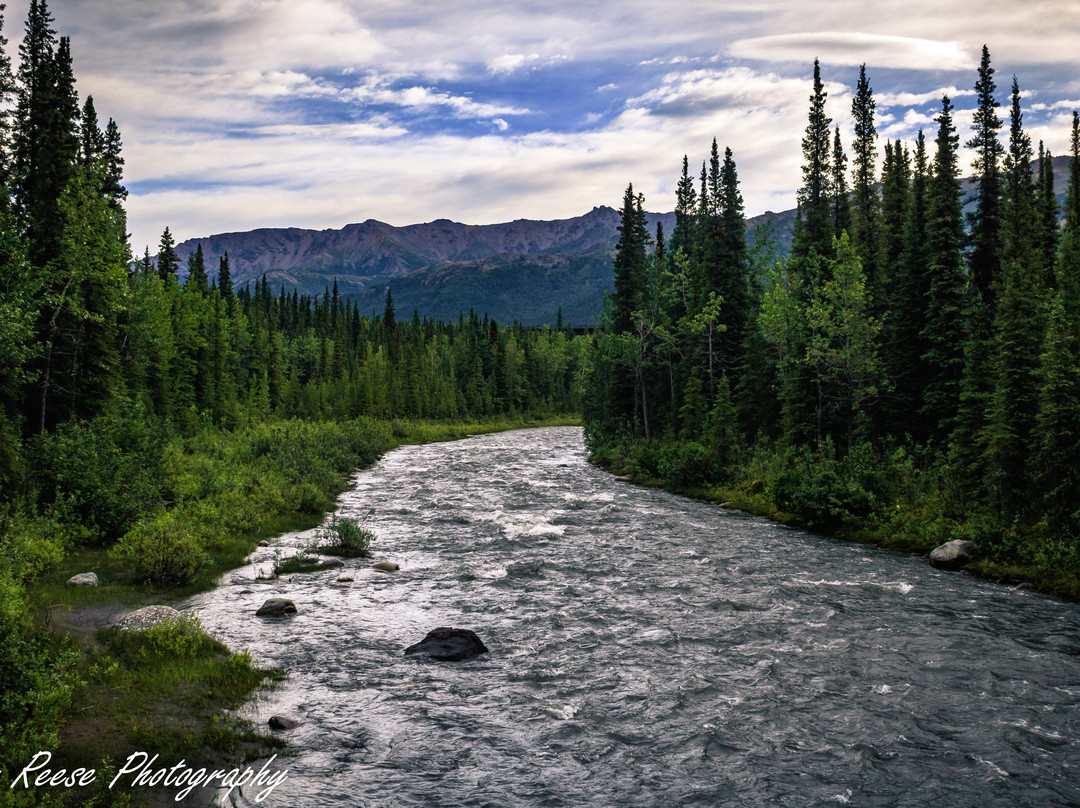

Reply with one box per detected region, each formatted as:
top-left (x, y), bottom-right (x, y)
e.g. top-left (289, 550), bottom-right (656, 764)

top-left (584, 52), bottom-right (1080, 601)
top-left (0, 2), bottom-right (583, 804)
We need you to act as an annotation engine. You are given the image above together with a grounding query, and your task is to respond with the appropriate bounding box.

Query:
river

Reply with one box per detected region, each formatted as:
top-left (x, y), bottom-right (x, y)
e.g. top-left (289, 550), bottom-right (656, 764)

top-left (182, 426), bottom-right (1080, 807)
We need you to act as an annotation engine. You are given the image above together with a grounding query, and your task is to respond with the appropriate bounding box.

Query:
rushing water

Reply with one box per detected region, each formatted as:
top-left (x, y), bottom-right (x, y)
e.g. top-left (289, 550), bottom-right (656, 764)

top-left (183, 427), bottom-right (1080, 808)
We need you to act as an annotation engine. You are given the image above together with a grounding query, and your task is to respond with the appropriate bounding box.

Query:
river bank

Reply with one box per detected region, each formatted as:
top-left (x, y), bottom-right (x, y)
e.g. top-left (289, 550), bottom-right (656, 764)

top-left (13, 415), bottom-right (578, 808)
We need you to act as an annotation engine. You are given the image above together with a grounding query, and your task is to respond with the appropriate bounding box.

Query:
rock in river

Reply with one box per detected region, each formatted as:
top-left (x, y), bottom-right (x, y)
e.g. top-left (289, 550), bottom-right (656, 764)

top-left (256, 598), bottom-right (297, 617)
top-left (404, 627), bottom-right (488, 661)
top-left (116, 605), bottom-right (185, 631)
top-left (929, 540), bottom-right (976, 570)
top-left (66, 572), bottom-right (98, 587)
top-left (268, 715), bottom-right (301, 731)
top-left (371, 561), bottom-right (399, 572)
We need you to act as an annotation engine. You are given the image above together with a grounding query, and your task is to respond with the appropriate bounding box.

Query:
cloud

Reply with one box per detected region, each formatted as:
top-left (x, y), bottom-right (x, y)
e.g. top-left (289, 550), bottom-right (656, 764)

top-left (729, 32), bottom-right (975, 71)
top-left (877, 87), bottom-right (976, 107)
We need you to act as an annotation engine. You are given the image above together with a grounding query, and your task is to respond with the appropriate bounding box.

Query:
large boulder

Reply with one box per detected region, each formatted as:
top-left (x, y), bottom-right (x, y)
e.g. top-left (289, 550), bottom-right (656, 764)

top-left (268, 715), bottom-right (301, 731)
top-left (116, 605), bottom-right (185, 631)
top-left (404, 627), bottom-right (488, 661)
top-left (256, 598), bottom-right (297, 617)
top-left (66, 572), bottom-right (98, 587)
top-left (929, 540), bottom-right (977, 570)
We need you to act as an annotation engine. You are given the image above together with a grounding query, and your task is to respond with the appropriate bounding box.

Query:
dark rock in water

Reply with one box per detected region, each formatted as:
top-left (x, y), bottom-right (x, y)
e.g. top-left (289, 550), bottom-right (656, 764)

top-left (929, 540), bottom-right (976, 570)
top-left (268, 714), bottom-right (301, 730)
top-left (258, 540), bottom-right (270, 547)
top-left (317, 558), bottom-right (345, 569)
top-left (256, 598), bottom-right (297, 616)
top-left (404, 627), bottom-right (488, 661)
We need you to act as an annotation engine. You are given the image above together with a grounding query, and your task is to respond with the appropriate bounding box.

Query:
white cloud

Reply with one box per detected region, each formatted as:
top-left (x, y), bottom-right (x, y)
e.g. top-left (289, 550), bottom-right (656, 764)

top-left (729, 32), bottom-right (975, 71)
top-left (877, 87), bottom-right (976, 107)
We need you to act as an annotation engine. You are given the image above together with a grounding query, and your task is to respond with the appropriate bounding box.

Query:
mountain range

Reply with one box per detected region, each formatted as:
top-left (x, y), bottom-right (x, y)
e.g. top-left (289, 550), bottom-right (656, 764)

top-left (171, 155), bottom-right (1071, 327)
top-left (173, 206), bottom-right (795, 326)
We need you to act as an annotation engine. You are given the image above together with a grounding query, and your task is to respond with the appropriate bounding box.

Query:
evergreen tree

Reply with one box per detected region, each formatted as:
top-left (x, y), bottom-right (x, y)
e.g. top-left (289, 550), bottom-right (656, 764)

top-left (850, 64), bottom-right (880, 293)
top-left (831, 126), bottom-right (850, 240)
top-left (186, 243), bottom-right (208, 294)
top-left (792, 59), bottom-right (833, 262)
top-left (985, 76), bottom-right (1043, 523)
top-left (921, 96), bottom-right (966, 443)
top-left (611, 183), bottom-right (649, 333)
top-left (1036, 142), bottom-right (1059, 286)
top-left (156, 226), bottom-right (180, 281)
top-left (79, 94), bottom-right (103, 165)
top-left (13, 1), bottom-right (80, 268)
top-left (966, 45), bottom-right (1004, 309)
top-left (102, 118), bottom-right (126, 209)
top-left (890, 134), bottom-right (932, 440)
top-left (217, 251), bottom-right (233, 301)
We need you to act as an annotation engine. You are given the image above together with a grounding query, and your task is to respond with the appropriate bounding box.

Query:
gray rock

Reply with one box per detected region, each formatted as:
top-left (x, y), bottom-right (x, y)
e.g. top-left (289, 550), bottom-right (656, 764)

top-left (929, 540), bottom-right (977, 570)
top-left (116, 605), bottom-right (185, 631)
top-left (268, 715), bottom-right (301, 731)
top-left (404, 627), bottom-right (488, 661)
top-left (66, 572), bottom-right (98, 587)
top-left (371, 561), bottom-right (400, 572)
top-left (317, 558), bottom-right (345, 569)
top-left (256, 598), bottom-right (297, 617)
top-left (258, 540), bottom-right (270, 547)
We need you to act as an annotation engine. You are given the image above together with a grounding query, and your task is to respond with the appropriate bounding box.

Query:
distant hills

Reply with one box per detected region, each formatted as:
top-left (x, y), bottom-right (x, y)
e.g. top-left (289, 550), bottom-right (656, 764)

top-left (170, 154), bottom-right (1071, 327)
top-left (173, 206), bottom-right (795, 326)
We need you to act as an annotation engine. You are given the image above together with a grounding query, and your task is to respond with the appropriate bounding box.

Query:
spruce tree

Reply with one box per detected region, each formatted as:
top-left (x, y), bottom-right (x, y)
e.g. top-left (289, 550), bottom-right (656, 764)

top-left (792, 58), bottom-right (833, 262)
top-left (1038, 136), bottom-right (1080, 539)
top-left (920, 96), bottom-right (966, 443)
top-left (186, 243), bottom-right (208, 294)
top-left (80, 95), bottom-right (104, 165)
top-left (892, 133), bottom-right (932, 440)
top-left (966, 45), bottom-right (1004, 309)
top-left (831, 126), bottom-right (850, 240)
top-left (985, 77), bottom-right (1043, 523)
top-left (850, 64), bottom-right (880, 296)
top-left (611, 183), bottom-right (649, 333)
top-left (157, 226), bottom-right (180, 281)
top-left (1036, 142), bottom-right (1059, 286)
top-left (217, 251), bottom-right (233, 301)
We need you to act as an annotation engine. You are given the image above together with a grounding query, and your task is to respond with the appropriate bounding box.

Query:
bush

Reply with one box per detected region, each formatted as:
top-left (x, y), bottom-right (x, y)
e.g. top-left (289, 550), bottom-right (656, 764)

top-left (110, 514), bottom-right (210, 587)
top-left (28, 405), bottom-right (165, 542)
top-left (658, 442), bottom-right (724, 488)
top-left (771, 442), bottom-right (879, 530)
top-left (316, 513), bottom-right (374, 558)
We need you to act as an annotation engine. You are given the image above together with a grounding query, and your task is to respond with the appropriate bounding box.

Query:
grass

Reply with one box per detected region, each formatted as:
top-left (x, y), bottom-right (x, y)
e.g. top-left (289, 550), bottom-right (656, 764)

top-left (51, 617), bottom-right (285, 807)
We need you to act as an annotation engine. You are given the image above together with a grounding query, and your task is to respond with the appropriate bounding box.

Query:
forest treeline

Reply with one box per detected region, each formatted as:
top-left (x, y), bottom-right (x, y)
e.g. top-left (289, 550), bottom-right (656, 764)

top-left (0, 1), bottom-right (583, 795)
top-left (584, 50), bottom-right (1080, 596)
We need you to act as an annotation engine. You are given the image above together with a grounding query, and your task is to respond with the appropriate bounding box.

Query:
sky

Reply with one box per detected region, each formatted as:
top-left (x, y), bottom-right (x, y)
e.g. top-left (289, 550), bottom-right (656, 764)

top-left (25, 0), bottom-right (1080, 252)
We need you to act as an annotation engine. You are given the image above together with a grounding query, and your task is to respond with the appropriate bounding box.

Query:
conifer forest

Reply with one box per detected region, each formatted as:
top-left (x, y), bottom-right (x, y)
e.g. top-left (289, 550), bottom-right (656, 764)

top-left (1, 0), bottom-right (1080, 803)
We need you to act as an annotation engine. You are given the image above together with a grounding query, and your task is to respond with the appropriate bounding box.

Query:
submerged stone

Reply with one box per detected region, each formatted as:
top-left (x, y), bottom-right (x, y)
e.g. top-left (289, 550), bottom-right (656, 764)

top-left (404, 627), bottom-right (488, 661)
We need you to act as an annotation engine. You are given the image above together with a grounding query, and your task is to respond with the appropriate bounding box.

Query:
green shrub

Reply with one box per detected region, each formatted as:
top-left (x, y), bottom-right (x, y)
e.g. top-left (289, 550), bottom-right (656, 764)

top-left (110, 514), bottom-right (210, 587)
top-left (316, 513), bottom-right (374, 558)
top-left (28, 406), bottom-right (165, 542)
top-left (771, 443), bottom-right (879, 530)
top-left (658, 442), bottom-right (724, 488)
